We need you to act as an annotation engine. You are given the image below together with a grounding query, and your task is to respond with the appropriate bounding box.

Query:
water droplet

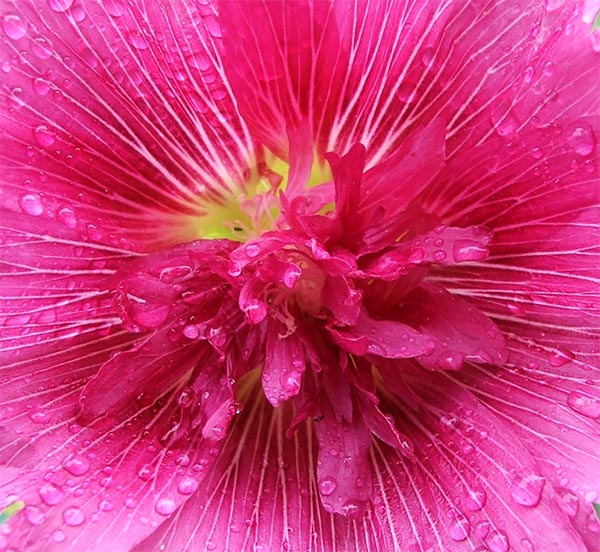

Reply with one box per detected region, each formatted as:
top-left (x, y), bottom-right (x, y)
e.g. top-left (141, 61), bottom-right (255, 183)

top-left (63, 506), bottom-right (85, 526)
top-left (33, 78), bottom-right (50, 96)
top-left (98, 499), bottom-right (113, 512)
top-left (203, 14), bottom-right (222, 37)
top-left (523, 65), bottom-right (534, 83)
top-left (57, 206), bottom-right (77, 228)
top-left (177, 476), bottom-right (199, 495)
top-left (545, 0), bottom-right (565, 11)
top-left (63, 454), bottom-right (90, 476)
top-left (567, 390), bottom-right (600, 419)
top-left (557, 489), bottom-right (579, 518)
top-left (24, 506), bottom-right (46, 526)
top-left (127, 31), bottom-right (148, 50)
top-left (186, 53), bottom-right (211, 71)
top-left (465, 488), bottom-right (487, 511)
top-left (30, 410), bottom-right (50, 423)
top-left (511, 468), bottom-right (545, 507)
top-left (71, 4), bottom-right (86, 21)
top-left (437, 351), bottom-right (464, 370)
top-left (52, 529), bottom-right (66, 543)
top-left (137, 465), bottom-right (154, 481)
top-left (31, 36), bottom-right (53, 59)
top-left (433, 249), bottom-right (447, 261)
top-left (318, 476), bottom-right (337, 496)
top-left (491, 106), bottom-right (519, 136)
top-left (281, 371), bottom-right (302, 394)
top-left (34, 125), bottom-right (56, 147)
top-left (177, 387), bottom-right (194, 408)
top-left (487, 530), bottom-right (509, 552)
top-left (48, 0), bottom-right (74, 12)
top-left (245, 243), bottom-right (261, 258)
top-left (422, 47), bottom-right (434, 66)
top-left (183, 324), bottom-right (200, 339)
top-left (39, 482), bottom-right (65, 505)
top-left (2, 14), bottom-right (26, 40)
top-left (103, 0), bottom-right (126, 16)
top-left (474, 520), bottom-right (490, 539)
top-left (155, 497), bottom-right (176, 516)
top-left (567, 124), bottom-right (596, 157)
top-left (448, 515), bottom-right (470, 541)
top-left (19, 193), bottom-right (43, 217)
top-left (543, 61), bottom-right (554, 77)
top-left (340, 499), bottom-right (368, 519)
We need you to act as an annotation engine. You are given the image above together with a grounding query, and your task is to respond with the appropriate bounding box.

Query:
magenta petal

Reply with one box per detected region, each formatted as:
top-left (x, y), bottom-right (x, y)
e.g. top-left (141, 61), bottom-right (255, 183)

top-left (314, 402), bottom-right (372, 518)
top-left (400, 284), bottom-right (508, 370)
top-left (0, 1), bottom-right (253, 250)
top-left (262, 318), bottom-right (305, 406)
top-left (371, 375), bottom-right (587, 551)
top-left (130, 383), bottom-right (387, 552)
top-left (328, 311), bottom-right (435, 359)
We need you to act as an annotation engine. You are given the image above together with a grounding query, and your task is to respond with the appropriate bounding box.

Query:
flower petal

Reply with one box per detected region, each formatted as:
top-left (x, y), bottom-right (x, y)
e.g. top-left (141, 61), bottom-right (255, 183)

top-left (130, 380), bottom-right (391, 552)
top-left (218, 0), bottom-right (458, 165)
top-left (0, 0), bottom-right (253, 250)
top-left (399, 284), bottom-right (508, 371)
top-left (371, 373), bottom-right (587, 551)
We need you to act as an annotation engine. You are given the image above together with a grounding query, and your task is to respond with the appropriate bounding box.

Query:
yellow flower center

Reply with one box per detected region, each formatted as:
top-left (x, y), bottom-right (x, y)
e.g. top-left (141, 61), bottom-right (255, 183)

top-left (183, 149), bottom-right (332, 242)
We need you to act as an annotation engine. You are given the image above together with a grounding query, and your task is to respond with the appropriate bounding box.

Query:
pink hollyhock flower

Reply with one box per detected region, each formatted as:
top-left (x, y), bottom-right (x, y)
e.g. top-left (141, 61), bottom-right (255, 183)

top-left (1, 0), bottom-right (599, 550)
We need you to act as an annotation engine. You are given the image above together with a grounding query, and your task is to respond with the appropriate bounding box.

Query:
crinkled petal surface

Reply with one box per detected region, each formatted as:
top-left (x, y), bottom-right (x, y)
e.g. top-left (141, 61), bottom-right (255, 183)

top-left (1, 0), bottom-right (600, 551)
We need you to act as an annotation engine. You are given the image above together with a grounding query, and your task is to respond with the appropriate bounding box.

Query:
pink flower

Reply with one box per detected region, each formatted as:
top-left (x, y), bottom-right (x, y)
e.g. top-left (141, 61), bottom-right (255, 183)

top-left (1, 0), bottom-right (599, 550)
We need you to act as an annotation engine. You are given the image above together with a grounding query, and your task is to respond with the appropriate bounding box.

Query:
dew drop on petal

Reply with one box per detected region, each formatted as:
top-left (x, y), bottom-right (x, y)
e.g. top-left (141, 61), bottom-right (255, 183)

top-left (545, 0), bottom-right (566, 11)
top-left (103, 0), bottom-right (126, 17)
top-left (52, 530), bottom-right (66, 543)
top-left (448, 515), bottom-right (470, 541)
top-left (318, 476), bottom-right (337, 496)
top-left (2, 14), bottom-right (26, 40)
top-left (182, 324), bottom-right (200, 339)
top-left (452, 240), bottom-right (490, 262)
top-left (19, 193), bottom-right (43, 216)
top-left (340, 499), bottom-right (368, 519)
top-left (474, 520), bottom-right (490, 539)
top-left (487, 530), bottom-right (509, 552)
top-left (24, 506), bottom-right (46, 526)
top-left (30, 410), bottom-right (50, 423)
top-left (63, 454), bottom-right (90, 476)
top-left (33, 78), bottom-right (50, 96)
top-left (31, 36), bottom-right (53, 59)
top-left (177, 476), bottom-right (200, 495)
top-left (280, 371), bottom-right (302, 394)
top-left (422, 47), bottom-right (434, 66)
top-left (39, 482), bottom-right (65, 506)
top-left (491, 106), bottom-right (519, 136)
top-left (63, 506), bottom-right (85, 526)
top-left (34, 125), bottom-right (56, 147)
top-left (155, 497), bottom-right (177, 516)
top-left (567, 124), bottom-right (596, 157)
top-left (510, 468), bottom-right (545, 507)
top-left (203, 14), bottom-right (222, 37)
top-left (557, 489), bottom-right (579, 518)
top-left (57, 206), bottom-right (77, 228)
top-left (245, 243), bottom-right (261, 258)
top-left (98, 500), bottom-right (113, 512)
top-left (465, 488), bottom-right (487, 511)
top-left (48, 0), bottom-right (74, 12)
top-left (566, 390), bottom-right (600, 419)
top-left (127, 31), bottom-right (148, 50)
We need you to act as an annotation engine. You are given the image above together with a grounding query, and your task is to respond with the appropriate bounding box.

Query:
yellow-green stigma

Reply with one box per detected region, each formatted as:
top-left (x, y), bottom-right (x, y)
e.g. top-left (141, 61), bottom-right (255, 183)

top-left (185, 150), bottom-right (332, 242)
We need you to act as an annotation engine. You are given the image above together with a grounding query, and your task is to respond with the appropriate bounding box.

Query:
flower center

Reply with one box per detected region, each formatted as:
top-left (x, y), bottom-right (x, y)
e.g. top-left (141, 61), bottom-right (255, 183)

top-left (184, 149), bottom-right (332, 242)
